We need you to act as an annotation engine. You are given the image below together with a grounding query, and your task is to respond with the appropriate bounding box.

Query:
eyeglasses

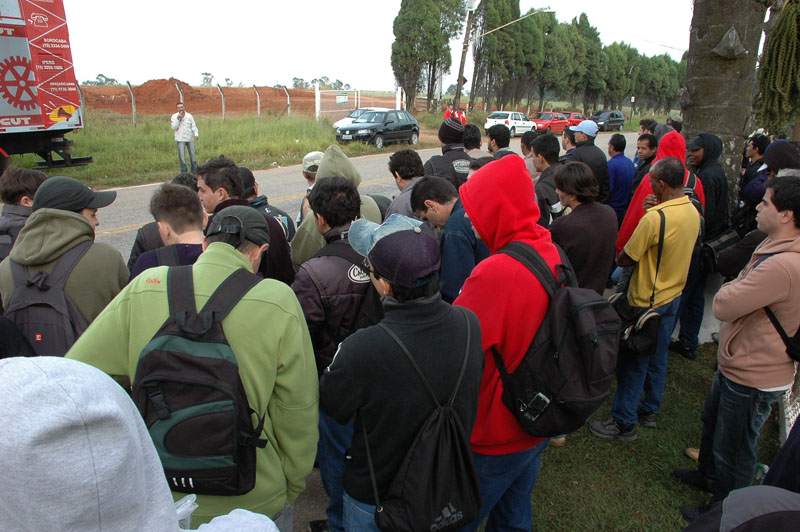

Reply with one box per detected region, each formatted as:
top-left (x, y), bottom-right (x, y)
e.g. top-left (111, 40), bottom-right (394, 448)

top-left (362, 257), bottom-right (378, 278)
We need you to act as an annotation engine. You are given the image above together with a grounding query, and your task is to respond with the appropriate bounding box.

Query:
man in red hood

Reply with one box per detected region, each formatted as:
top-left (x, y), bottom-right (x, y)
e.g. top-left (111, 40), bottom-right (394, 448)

top-left (454, 156), bottom-right (560, 530)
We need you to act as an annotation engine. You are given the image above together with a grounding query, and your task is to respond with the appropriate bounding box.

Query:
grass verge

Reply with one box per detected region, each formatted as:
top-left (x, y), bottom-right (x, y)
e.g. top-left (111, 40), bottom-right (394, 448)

top-left (8, 112), bottom-right (439, 189)
top-left (530, 343), bottom-right (781, 531)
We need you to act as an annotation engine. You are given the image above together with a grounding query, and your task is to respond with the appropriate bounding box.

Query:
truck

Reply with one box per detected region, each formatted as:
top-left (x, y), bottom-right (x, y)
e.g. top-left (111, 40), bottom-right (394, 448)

top-left (0, 0), bottom-right (91, 171)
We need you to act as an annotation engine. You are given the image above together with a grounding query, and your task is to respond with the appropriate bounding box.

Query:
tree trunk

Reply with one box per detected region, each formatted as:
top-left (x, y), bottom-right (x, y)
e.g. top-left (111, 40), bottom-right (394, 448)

top-left (682, 0), bottom-right (767, 216)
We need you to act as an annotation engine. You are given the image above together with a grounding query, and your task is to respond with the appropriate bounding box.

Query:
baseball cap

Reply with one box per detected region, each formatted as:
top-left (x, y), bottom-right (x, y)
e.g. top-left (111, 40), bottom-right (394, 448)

top-left (569, 120), bottom-right (598, 137)
top-left (686, 135), bottom-right (705, 150)
top-left (32, 176), bottom-right (116, 212)
top-left (349, 214), bottom-right (441, 289)
top-left (303, 151), bottom-right (324, 174)
top-left (206, 206), bottom-right (270, 246)
top-left (759, 140), bottom-right (800, 174)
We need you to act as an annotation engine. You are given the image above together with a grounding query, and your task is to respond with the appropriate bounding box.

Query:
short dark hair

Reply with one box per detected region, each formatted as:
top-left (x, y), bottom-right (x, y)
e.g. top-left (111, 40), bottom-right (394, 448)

top-left (308, 176), bottom-right (360, 228)
top-left (639, 119), bottom-right (657, 133)
top-left (487, 124), bottom-right (510, 148)
top-left (410, 176), bottom-right (458, 213)
top-left (0, 165), bottom-right (47, 205)
top-left (671, 120), bottom-right (682, 133)
top-left (171, 172), bottom-right (198, 191)
top-left (463, 124), bottom-right (482, 150)
top-left (750, 134), bottom-right (770, 156)
top-left (197, 156), bottom-right (243, 198)
top-left (205, 216), bottom-right (260, 253)
top-left (609, 134), bottom-right (626, 153)
top-left (469, 159), bottom-right (487, 171)
top-left (637, 134), bottom-right (658, 150)
top-left (176, 102), bottom-right (183, 107)
top-left (532, 134), bottom-right (560, 165)
top-left (650, 157), bottom-right (685, 188)
top-left (766, 175), bottom-right (800, 229)
top-left (388, 150), bottom-right (424, 180)
top-left (520, 130), bottom-right (540, 150)
top-left (562, 127), bottom-right (576, 146)
top-left (149, 183), bottom-right (204, 233)
top-left (237, 167), bottom-right (257, 197)
top-left (554, 162), bottom-right (598, 203)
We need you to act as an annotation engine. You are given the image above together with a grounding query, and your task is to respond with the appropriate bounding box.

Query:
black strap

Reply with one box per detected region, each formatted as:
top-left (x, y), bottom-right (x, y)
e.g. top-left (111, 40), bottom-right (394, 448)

top-left (650, 210), bottom-right (666, 308)
top-left (311, 239), bottom-right (369, 276)
top-left (156, 245), bottom-right (181, 267)
top-left (9, 240), bottom-right (91, 292)
top-left (764, 307), bottom-right (800, 363)
top-left (497, 242), bottom-right (559, 297)
top-left (685, 172), bottom-right (697, 191)
top-left (363, 307), bottom-right (472, 510)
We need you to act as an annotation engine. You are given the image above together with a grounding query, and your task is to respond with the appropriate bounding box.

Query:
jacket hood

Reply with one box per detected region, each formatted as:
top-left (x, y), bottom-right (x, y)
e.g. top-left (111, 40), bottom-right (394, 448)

top-left (9, 208), bottom-right (93, 265)
top-left (654, 131), bottom-right (687, 166)
top-left (697, 133), bottom-right (723, 167)
top-left (0, 357), bottom-right (179, 531)
top-left (754, 234), bottom-right (800, 258)
top-left (317, 144), bottom-right (362, 186)
top-left (458, 155), bottom-right (549, 253)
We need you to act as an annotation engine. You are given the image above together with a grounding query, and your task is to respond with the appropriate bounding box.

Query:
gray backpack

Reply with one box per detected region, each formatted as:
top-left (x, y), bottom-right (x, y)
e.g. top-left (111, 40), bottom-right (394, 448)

top-left (4, 241), bottom-right (91, 356)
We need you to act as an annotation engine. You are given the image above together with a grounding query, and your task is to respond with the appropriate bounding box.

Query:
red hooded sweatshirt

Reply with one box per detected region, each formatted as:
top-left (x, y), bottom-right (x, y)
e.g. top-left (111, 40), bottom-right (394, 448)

top-left (616, 131), bottom-right (706, 253)
top-left (454, 155), bottom-right (560, 455)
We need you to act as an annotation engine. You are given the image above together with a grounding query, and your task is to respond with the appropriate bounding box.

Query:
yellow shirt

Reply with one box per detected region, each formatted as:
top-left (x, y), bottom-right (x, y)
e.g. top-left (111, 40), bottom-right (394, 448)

top-left (624, 195), bottom-right (700, 308)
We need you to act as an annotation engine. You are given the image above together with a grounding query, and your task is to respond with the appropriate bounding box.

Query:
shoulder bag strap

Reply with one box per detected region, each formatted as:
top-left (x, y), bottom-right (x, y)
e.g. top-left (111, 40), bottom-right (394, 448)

top-left (764, 307), bottom-right (800, 363)
top-left (649, 210), bottom-right (666, 308)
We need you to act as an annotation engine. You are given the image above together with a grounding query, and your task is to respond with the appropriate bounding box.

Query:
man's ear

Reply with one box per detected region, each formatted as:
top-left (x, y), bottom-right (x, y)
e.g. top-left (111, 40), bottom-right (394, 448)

top-left (18, 195), bottom-right (34, 207)
top-left (423, 199), bottom-right (437, 213)
top-left (156, 220), bottom-right (173, 244)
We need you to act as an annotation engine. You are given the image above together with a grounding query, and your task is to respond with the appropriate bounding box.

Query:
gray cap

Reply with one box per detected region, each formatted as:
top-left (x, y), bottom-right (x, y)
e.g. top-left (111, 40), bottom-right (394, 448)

top-left (302, 151), bottom-right (324, 173)
top-left (33, 176), bottom-right (116, 212)
top-left (207, 206), bottom-right (270, 246)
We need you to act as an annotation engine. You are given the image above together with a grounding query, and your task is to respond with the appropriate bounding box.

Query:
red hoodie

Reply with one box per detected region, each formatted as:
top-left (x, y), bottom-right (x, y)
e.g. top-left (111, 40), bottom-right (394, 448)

top-left (616, 131), bottom-right (706, 253)
top-left (454, 156), bottom-right (560, 455)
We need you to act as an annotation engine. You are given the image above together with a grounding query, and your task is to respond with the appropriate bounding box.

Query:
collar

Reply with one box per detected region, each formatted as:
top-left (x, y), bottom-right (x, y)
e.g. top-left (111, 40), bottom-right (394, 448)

top-left (381, 293), bottom-right (450, 324)
top-left (213, 198), bottom-right (250, 213)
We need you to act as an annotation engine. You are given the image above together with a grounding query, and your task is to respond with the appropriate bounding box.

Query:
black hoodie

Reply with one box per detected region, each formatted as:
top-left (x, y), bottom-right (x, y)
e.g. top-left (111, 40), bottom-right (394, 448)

top-left (693, 133), bottom-right (730, 240)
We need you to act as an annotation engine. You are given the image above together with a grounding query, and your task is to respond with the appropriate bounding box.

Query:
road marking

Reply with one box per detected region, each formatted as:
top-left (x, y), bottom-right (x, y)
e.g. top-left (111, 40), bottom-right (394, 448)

top-left (96, 176), bottom-right (396, 240)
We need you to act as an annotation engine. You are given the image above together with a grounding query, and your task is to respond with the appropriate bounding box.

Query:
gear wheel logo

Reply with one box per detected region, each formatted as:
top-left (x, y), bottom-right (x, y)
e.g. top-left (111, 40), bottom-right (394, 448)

top-left (0, 56), bottom-right (38, 111)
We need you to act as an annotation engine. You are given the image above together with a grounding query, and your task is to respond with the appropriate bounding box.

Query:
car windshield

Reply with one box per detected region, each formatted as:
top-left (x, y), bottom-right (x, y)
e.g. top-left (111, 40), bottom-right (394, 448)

top-left (355, 112), bottom-right (386, 123)
top-left (348, 109), bottom-right (366, 119)
top-left (533, 113), bottom-right (552, 120)
top-left (488, 112), bottom-right (508, 119)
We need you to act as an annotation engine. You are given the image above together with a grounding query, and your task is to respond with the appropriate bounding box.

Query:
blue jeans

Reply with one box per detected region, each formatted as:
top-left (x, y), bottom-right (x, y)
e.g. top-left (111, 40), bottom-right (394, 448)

top-left (675, 252), bottom-right (705, 350)
top-left (318, 410), bottom-right (354, 532)
top-left (460, 439), bottom-right (550, 532)
top-left (343, 492), bottom-right (379, 532)
top-left (698, 370), bottom-right (786, 505)
top-left (176, 140), bottom-right (197, 173)
top-left (611, 296), bottom-right (680, 427)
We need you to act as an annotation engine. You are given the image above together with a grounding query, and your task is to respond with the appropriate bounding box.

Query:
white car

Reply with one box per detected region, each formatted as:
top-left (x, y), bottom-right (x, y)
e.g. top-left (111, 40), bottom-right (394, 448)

top-left (483, 111), bottom-right (534, 137)
top-left (333, 107), bottom-right (392, 130)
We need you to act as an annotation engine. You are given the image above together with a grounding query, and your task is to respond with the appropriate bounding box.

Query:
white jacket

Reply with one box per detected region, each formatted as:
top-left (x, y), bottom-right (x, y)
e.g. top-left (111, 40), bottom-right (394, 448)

top-left (171, 111), bottom-right (199, 142)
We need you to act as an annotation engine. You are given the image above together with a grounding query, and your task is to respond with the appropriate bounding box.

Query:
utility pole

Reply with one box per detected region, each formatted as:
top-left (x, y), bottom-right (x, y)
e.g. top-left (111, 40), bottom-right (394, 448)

top-left (453, 0), bottom-right (478, 110)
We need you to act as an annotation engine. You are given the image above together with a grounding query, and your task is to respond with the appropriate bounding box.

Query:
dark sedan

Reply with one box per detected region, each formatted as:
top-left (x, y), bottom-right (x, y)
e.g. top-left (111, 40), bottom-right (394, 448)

top-left (335, 110), bottom-right (419, 148)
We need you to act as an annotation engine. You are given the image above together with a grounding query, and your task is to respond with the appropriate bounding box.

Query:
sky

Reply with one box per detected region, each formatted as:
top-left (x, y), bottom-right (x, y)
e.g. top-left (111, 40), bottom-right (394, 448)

top-left (61, 0), bottom-right (694, 91)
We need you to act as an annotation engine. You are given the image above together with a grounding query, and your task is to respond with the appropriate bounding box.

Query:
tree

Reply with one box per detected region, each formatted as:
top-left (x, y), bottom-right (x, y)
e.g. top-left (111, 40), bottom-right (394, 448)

top-left (201, 72), bottom-right (213, 87)
top-left (292, 77), bottom-right (309, 89)
top-left (224, 77), bottom-right (233, 87)
top-left (536, 20), bottom-right (573, 111)
top-left (391, 0), bottom-right (442, 110)
top-left (682, 0), bottom-right (769, 213)
top-left (757, 0), bottom-right (800, 136)
top-left (574, 14), bottom-right (606, 113)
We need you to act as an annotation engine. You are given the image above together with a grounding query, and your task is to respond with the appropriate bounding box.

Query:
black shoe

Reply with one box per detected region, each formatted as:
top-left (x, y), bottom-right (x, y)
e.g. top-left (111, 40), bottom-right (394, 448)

top-left (673, 468), bottom-right (711, 492)
top-left (669, 340), bottom-right (697, 360)
top-left (682, 505), bottom-right (710, 522)
top-left (589, 418), bottom-right (638, 441)
top-left (308, 520), bottom-right (329, 532)
top-left (636, 409), bottom-right (657, 428)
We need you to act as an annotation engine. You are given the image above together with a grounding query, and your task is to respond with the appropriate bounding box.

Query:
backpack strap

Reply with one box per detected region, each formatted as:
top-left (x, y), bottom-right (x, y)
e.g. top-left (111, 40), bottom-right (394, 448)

top-left (753, 253), bottom-right (800, 363)
top-left (685, 172), bottom-right (697, 191)
top-left (156, 244), bottom-right (181, 267)
top-left (497, 241), bottom-right (559, 297)
top-left (9, 240), bottom-right (91, 292)
top-left (199, 268), bottom-right (261, 319)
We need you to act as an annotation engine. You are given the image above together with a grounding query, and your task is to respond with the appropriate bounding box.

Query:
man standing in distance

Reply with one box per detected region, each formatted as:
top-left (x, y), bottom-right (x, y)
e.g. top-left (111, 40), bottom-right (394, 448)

top-left (564, 120), bottom-right (610, 202)
top-left (171, 102), bottom-right (199, 174)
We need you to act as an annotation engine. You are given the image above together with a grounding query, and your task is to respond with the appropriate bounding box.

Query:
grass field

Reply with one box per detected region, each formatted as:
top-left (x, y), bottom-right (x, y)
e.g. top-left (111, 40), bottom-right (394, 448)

top-left (8, 112), bottom-right (439, 189)
top-left (529, 342), bottom-right (781, 532)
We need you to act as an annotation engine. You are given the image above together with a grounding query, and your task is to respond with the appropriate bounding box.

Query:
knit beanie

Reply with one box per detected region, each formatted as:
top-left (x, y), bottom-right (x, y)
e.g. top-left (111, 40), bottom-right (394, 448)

top-left (438, 117), bottom-right (465, 145)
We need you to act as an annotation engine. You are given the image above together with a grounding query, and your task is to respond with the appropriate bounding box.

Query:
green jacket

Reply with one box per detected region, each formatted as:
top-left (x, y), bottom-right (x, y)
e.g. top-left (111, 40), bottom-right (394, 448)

top-left (0, 208), bottom-right (128, 323)
top-left (66, 242), bottom-right (319, 524)
top-left (291, 144), bottom-right (382, 271)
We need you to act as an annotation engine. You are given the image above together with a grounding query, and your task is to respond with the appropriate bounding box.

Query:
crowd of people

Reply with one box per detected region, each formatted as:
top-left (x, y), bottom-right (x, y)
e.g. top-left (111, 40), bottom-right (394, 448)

top-left (0, 107), bottom-right (799, 532)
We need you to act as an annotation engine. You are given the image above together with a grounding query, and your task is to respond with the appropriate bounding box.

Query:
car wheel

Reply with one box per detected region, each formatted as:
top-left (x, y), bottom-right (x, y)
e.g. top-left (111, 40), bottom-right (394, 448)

top-left (373, 135), bottom-right (384, 149)
top-left (410, 131), bottom-right (419, 145)
top-left (509, 127), bottom-right (516, 137)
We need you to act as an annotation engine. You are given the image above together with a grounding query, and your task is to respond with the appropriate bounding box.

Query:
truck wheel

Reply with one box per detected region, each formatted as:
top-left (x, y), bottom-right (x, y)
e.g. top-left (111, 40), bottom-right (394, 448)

top-left (373, 135), bottom-right (384, 149)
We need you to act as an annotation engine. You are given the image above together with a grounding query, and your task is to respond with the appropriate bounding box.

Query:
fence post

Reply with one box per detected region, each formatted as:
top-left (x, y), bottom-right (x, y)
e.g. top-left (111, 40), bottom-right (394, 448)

top-left (253, 85), bottom-right (261, 119)
top-left (396, 87), bottom-right (402, 110)
top-left (283, 86), bottom-right (291, 117)
top-left (175, 82), bottom-right (183, 104)
top-left (126, 81), bottom-right (136, 128)
top-left (315, 82), bottom-right (320, 120)
top-left (217, 84), bottom-right (226, 123)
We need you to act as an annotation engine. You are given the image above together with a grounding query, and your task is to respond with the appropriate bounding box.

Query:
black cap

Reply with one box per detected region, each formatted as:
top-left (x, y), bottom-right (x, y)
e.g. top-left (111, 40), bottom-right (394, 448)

top-left (207, 206), bottom-right (270, 246)
top-left (33, 176), bottom-right (116, 212)
top-left (686, 136), bottom-right (705, 150)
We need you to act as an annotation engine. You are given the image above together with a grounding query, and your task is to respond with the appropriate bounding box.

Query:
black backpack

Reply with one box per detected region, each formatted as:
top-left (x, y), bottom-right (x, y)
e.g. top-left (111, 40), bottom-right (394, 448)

top-left (492, 242), bottom-right (621, 437)
top-left (4, 240), bottom-right (91, 356)
top-left (132, 266), bottom-right (268, 495)
top-left (311, 238), bottom-right (384, 328)
top-left (362, 309), bottom-right (481, 532)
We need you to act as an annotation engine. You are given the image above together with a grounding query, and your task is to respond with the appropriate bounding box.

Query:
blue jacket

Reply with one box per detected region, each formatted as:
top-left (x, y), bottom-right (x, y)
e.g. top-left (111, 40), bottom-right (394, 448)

top-left (606, 152), bottom-right (635, 213)
top-left (440, 199), bottom-right (489, 302)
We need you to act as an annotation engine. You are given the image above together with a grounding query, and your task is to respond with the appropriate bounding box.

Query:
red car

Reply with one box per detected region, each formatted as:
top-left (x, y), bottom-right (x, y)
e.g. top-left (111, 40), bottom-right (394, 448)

top-left (566, 112), bottom-right (586, 127)
top-left (530, 111), bottom-right (570, 134)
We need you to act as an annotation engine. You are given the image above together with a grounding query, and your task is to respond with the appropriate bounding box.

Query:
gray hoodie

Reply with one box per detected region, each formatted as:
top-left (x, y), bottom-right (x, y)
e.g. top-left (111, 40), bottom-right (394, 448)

top-left (0, 356), bottom-right (277, 532)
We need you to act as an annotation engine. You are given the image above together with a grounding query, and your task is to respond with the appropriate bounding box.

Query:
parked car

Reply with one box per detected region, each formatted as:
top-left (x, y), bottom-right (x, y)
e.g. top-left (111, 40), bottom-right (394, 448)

top-left (484, 111), bottom-right (534, 137)
top-left (333, 107), bottom-right (391, 131)
top-left (530, 111), bottom-right (570, 133)
top-left (566, 112), bottom-right (586, 127)
top-left (336, 110), bottom-right (419, 148)
top-left (590, 110), bottom-right (625, 131)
